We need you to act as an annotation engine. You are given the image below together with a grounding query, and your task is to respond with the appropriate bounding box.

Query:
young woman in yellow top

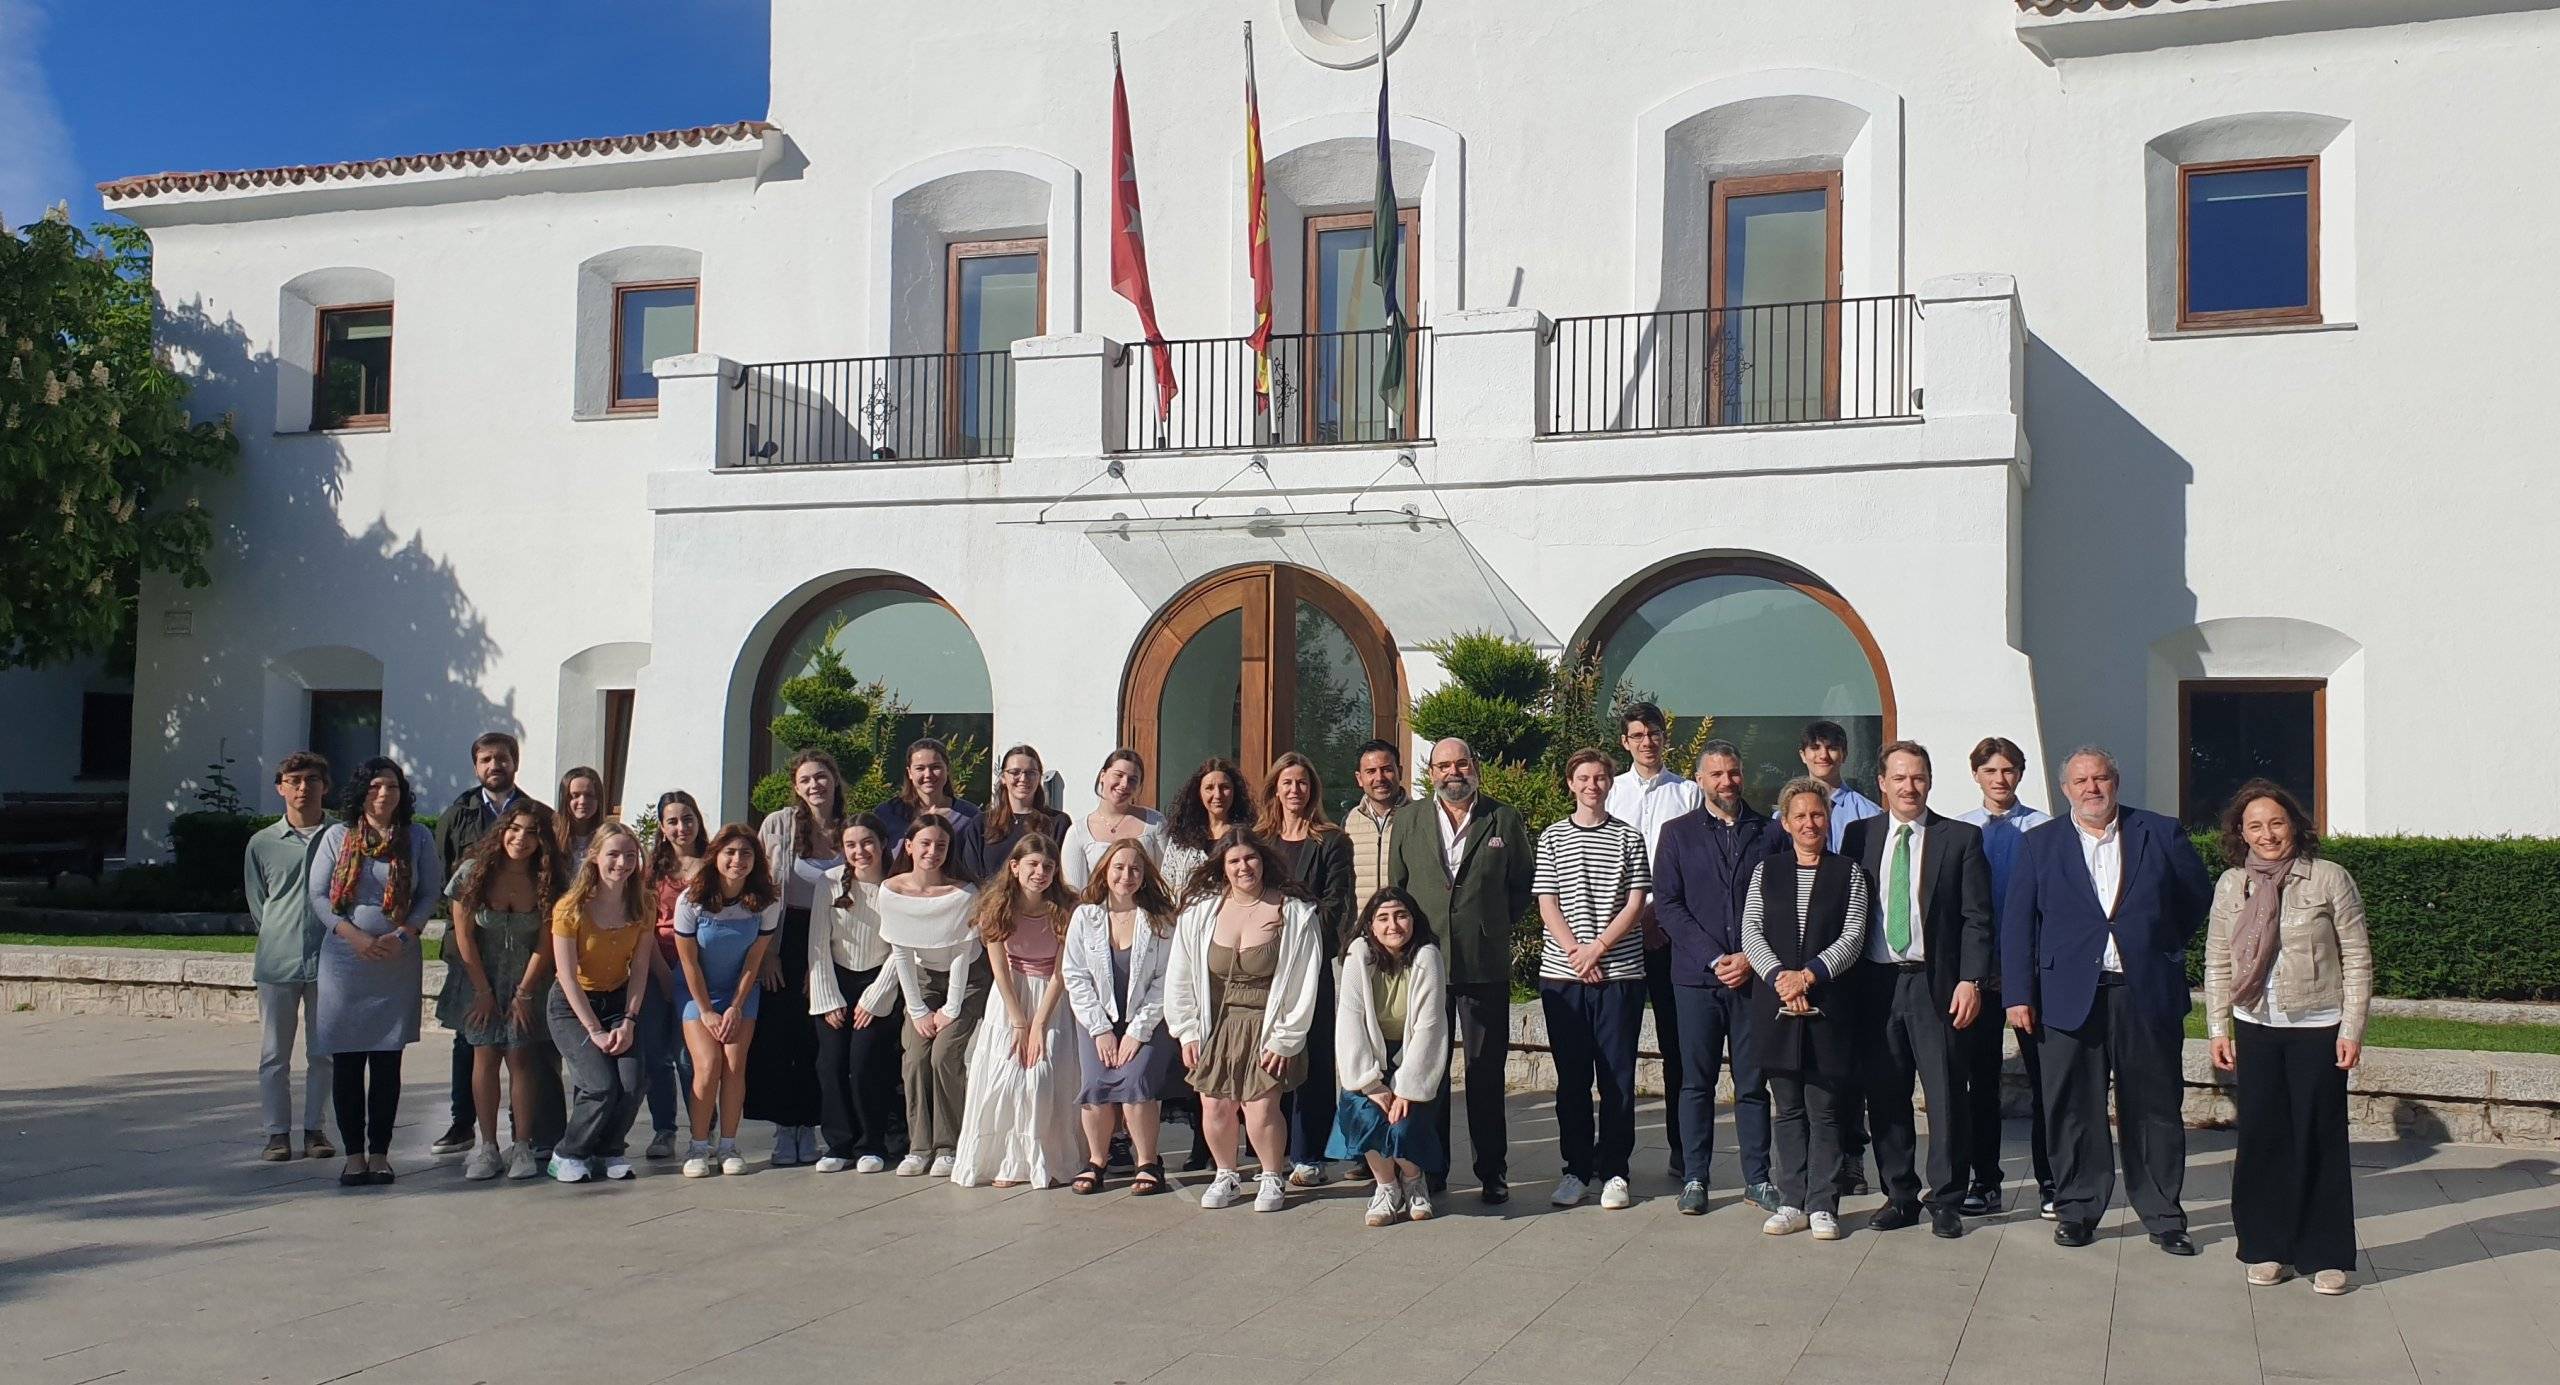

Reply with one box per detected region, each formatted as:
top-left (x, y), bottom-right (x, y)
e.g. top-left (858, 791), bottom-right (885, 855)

top-left (544, 822), bottom-right (654, 1183)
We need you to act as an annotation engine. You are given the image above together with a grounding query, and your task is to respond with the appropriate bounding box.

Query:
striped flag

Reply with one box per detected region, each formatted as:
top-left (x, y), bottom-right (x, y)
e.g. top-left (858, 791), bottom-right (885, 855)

top-left (1110, 37), bottom-right (1175, 421)
top-left (1370, 17), bottom-right (1405, 417)
top-left (1244, 23), bottom-right (1275, 413)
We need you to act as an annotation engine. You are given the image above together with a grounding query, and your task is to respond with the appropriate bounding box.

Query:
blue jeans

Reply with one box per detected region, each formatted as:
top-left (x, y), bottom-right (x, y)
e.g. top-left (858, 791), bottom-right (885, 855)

top-left (638, 978), bottom-right (689, 1136)
top-left (1540, 978), bottom-right (1644, 1183)
top-left (1673, 980), bottom-right (1771, 1189)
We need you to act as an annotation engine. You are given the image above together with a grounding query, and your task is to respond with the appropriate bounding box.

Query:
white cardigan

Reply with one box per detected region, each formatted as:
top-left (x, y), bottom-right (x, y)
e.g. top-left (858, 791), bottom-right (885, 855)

top-left (806, 873), bottom-right (901, 1017)
top-left (1058, 810), bottom-right (1168, 892)
top-left (1161, 895), bottom-right (1323, 1059)
top-left (1335, 939), bottom-right (1450, 1103)
top-left (1058, 902), bottom-right (1173, 1041)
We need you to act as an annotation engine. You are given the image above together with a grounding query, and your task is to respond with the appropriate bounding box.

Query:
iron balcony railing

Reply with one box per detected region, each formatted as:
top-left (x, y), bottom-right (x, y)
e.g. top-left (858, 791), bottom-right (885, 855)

top-left (1117, 325), bottom-right (1433, 453)
top-left (1542, 295), bottom-right (1917, 436)
top-left (731, 351), bottom-right (1013, 467)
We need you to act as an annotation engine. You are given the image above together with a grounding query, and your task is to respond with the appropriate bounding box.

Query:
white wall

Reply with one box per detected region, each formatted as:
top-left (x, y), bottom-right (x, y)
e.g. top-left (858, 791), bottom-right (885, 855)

top-left (112, 0), bottom-right (2560, 851)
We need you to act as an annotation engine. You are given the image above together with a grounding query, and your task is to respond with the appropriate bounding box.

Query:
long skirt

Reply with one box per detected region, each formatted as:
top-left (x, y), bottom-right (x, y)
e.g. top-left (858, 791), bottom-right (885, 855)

top-left (743, 905), bottom-right (821, 1126)
top-left (949, 970), bottom-right (1082, 1187)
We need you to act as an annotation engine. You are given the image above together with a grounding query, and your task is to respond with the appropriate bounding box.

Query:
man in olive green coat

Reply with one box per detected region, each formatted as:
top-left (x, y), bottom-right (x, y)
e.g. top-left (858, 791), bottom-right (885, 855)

top-left (1389, 737), bottom-right (1536, 1203)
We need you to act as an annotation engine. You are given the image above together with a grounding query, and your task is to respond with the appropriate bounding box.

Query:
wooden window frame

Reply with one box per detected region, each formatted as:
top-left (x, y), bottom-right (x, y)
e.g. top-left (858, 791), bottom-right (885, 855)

top-left (2177, 678), bottom-right (2328, 833)
top-left (608, 279), bottom-right (700, 413)
top-left (1119, 563), bottom-right (1404, 813)
top-left (1296, 207), bottom-right (1422, 444)
top-left (2176, 156), bottom-right (2322, 332)
top-left (943, 237), bottom-right (1046, 456)
top-left (600, 688), bottom-right (637, 817)
top-left (1706, 170), bottom-right (1844, 425)
top-left (1587, 554), bottom-right (1897, 782)
top-left (313, 302), bottom-right (394, 430)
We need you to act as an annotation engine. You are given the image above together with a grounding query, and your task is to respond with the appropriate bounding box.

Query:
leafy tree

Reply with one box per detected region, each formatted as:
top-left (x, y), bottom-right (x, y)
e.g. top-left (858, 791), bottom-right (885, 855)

top-left (0, 212), bottom-right (236, 668)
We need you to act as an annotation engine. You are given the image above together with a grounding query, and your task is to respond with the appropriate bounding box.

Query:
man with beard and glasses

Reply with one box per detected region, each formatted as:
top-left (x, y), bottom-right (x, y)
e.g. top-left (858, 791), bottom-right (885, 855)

top-left (1388, 738), bottom-right (1535, 1204)
top-left (1654, 740), bottom-right (1788, 1216)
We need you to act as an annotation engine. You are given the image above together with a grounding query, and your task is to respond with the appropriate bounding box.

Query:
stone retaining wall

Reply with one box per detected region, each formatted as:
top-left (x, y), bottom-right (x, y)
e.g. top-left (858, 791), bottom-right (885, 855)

top-left (1, 945), bottom-right (444, 1027)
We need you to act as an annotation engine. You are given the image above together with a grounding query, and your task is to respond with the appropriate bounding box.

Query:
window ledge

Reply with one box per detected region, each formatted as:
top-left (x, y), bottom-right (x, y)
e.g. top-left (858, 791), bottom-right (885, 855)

top-left (2151, 320), bottom-right (2356, 341)
top-left (573, 407), bottom-right (660, 423)
top-left (276, 424), bottom-right (393, 437)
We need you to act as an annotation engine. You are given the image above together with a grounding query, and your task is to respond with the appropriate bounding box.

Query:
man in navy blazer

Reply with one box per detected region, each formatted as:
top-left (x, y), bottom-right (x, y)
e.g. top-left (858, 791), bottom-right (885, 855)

top-left (2002, 746), bottom-right (2211, 1253)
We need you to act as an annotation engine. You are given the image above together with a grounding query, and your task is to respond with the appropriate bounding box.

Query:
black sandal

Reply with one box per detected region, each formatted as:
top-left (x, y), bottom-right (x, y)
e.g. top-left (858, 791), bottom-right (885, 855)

top-left (1130, 1162), bottom-right (1167, 1196)
top-left (1071, 1162), bottom-right (1107, 1195)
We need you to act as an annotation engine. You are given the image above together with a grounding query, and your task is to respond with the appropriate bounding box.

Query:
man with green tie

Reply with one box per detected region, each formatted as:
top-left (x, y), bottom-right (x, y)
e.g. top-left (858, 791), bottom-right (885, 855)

top-left (1840, 741), bottom-right (1994, 1239)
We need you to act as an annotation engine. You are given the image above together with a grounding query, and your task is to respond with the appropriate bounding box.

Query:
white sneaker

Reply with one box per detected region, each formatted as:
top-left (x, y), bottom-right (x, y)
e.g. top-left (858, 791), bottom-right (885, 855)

top-left (602, 1158), bottom-right (634, 1181)
top-left (1402, 1174), bottom-right (1435, 1222)
top-left (1763, 1206), bottom-right (1811, 1236)
top-left (1198, 1169), bottom-right (1244, 1209)
top-left (463, 1143), bottom-right (503, 1181)
top-left (505, 1142), bottom-right (541, 1181)
top-left (548, 1155), bottom-right (593, 1184)
top-left (815, 1156), bottom-right (853, 1173)
top-left (895, 1153), bottom-right (930, 1177)
top-left (1600, 1176), bottom-right (1633, 1210)
top-left (1287, 1161), bottom-right (1331, 1188)
top-left (1254, 1173), bottom-right (1288, 1212)
top-left (928, 1153), bottom-right (955, 1179)
top-left (1810, 1211), bottom-right (1844, 1241)
top-left (682, 1141), bottom-right (713, 1178)
top-left (855, 1154), bottom-right (888, 1174)
top-left (718, 1141), bottom-right (747, 1176)
top-left (1364, 1181), bottom-right (1406, 1227)
top-left (1551, 1173), bottom-right (1590, 1207)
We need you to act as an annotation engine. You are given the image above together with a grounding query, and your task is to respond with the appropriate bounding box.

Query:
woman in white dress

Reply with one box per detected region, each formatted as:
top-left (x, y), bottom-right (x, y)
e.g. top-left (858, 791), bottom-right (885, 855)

top-left (951, 833), bottom-right (1084, 1187)
top-left (1060, 748), bottom-right (1166, 892)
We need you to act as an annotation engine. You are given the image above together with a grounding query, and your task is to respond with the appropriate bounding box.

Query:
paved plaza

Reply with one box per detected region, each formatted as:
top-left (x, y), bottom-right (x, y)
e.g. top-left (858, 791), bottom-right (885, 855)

top-left (2, 1011), bottom-right (2556, 1385)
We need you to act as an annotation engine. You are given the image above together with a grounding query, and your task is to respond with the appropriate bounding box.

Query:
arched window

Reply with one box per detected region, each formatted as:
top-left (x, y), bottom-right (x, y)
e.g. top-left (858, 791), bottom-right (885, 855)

top-left (747, 576), bottom-right (994, 803)
top-left (1590, 557), bottom-right (1894, 801)
top-left (1122, 564), bottom-right (1401, 817)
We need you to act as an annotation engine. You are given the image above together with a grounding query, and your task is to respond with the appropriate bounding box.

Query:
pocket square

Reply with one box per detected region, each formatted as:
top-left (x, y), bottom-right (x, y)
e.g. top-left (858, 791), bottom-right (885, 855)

top-left (1487, 837), bottom-right (1504, 850)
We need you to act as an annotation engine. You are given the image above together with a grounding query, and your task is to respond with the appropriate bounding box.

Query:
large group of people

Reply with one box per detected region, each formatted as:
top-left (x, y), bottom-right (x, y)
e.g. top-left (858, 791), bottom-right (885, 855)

top-left (239, 710), bottom-right (2370, 1291)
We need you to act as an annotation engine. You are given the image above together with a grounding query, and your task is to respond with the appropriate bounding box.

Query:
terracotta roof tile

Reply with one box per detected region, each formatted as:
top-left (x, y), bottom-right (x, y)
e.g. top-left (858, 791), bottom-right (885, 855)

top-left (98, 120), bottom-right (772, 202)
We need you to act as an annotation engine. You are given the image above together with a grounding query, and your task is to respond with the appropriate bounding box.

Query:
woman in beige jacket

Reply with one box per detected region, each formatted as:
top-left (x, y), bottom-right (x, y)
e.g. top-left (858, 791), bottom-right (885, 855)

top-left (2204, 778), bottom-right (2371, 1296)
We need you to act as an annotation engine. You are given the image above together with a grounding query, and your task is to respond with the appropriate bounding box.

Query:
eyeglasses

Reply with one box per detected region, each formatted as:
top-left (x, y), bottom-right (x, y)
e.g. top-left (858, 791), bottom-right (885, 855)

top-left (1001, 767), bottom-right (1040, 779)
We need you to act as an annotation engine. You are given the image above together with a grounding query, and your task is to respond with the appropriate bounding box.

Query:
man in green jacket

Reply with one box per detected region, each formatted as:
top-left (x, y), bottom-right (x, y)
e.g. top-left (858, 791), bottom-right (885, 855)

top-left (245, 750), bottom-right (337, 1161)
top-left (1389, 737), bottom-right (1535, 1203)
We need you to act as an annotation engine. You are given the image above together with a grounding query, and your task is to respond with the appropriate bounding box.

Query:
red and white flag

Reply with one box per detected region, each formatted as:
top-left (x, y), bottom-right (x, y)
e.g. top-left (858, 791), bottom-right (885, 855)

top-left (1110, 40), bottom-right (1175, 421)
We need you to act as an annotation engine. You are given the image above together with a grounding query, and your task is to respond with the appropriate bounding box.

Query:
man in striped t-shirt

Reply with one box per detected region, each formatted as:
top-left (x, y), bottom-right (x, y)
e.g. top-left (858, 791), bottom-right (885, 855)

top-left (1534, 748), bottom-right (1653, 1210)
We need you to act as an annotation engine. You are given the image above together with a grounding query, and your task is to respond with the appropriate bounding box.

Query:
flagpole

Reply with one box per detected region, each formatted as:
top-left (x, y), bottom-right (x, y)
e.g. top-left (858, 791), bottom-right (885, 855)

top-left (1376, 4), bottom-right (1402, 436)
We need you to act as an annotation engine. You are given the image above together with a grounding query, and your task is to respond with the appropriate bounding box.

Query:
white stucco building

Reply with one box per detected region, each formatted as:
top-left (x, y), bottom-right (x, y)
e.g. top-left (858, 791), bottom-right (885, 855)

top-left (92, 0), bottom-right (2559, 853)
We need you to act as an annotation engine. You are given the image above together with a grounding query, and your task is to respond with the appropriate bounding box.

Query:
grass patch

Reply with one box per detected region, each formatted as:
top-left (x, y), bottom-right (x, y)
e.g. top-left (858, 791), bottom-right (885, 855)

top-left (2184, 1010), bottom-right (2560, 1056)
top-left (0, 931), bottom-right (444, 963)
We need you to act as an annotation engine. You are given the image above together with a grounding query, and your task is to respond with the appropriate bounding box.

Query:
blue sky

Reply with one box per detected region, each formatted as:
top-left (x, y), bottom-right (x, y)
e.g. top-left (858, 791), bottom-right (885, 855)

top-left (2, 0), bottom-right (770, 231)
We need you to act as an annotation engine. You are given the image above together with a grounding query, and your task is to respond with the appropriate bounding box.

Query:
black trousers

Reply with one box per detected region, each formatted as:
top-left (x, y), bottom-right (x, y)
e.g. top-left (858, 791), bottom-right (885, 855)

top-left (2232, 1021), bottom-right (2357, 1273)
top-left (1962, 984), bottom-right (2054, 1194)
top-left (743, 906), bottom-right (822, 1127)
top-left (1858, 965), bottom-right (1969, 1208)
top-left (333, 1049), bottom-right (403, 1156)
top-left (1429, 980), bottom-right (1513, 1186)
top-left (1770, 1071), bottom-right (1846, 1215)
top-left (814, 964), bottom-right (903, 1159)
top-left (2037, 980), bottom-right (2187, 1233)
top-left (1285, 962), bottom-right (1340, 1167)
top-left (1541, 978), bottom-right (1643, 1183)
top-left (1643, 944), bottom-right (1685, 1176)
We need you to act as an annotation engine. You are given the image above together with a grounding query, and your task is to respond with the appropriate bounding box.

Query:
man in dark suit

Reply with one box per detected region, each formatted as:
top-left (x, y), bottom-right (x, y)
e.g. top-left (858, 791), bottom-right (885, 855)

top-left (1389, 737), bottom-right (1536, 1203)
top-left (1841, 741), bottom-right (1993, 1238)
top-left (2003, 745), bottom-right (2211, 1253)
top-left (1655, 739), bottom-right (1789, 1216)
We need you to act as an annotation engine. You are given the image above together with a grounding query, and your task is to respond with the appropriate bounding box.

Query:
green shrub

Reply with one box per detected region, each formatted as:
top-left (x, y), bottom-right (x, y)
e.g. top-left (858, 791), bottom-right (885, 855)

top-left (169, 811), bottom-right (273, 890)
top-left (1430, 632), bottom-right (1551, 709)
top-left (2182, 833), bottom-right (2560, 1002)
top-left (1411, 686), bottom-right (1543, 766)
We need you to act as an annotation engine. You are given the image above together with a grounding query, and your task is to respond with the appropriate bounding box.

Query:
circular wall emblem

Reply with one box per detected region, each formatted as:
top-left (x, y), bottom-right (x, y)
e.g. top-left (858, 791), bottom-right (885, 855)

top-left (1278, 0), bottom-right (1422, 70)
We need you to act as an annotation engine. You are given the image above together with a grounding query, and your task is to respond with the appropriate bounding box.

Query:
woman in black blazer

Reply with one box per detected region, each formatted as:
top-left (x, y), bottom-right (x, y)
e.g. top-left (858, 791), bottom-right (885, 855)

top-left (1742, 776), bottom-right (1871, 1242)
top-left (1256, 752), bottom-right (1356, 1186)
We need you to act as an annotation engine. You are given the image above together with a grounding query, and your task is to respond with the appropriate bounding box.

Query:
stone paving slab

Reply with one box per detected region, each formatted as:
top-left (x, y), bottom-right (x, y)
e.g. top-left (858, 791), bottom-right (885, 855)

top-left (2, 1011), bottom-right (2557, 1384)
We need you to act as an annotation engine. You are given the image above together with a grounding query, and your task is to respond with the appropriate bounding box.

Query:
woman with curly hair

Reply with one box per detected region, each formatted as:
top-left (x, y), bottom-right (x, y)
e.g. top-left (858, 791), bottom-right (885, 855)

top-left (438, 802), bottom-right (564, 1181)
top-left (1158, 758), bottom-right (1254, 901)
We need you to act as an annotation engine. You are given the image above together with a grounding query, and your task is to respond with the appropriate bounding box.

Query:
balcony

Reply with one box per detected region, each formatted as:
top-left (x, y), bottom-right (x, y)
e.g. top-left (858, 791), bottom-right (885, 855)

top-left (731, 351), bottom-right (1014, 467)
top-left (1113, 326), bottom-right (1434, 454)
top-left (1542, 296), bottom-right (1917, 436)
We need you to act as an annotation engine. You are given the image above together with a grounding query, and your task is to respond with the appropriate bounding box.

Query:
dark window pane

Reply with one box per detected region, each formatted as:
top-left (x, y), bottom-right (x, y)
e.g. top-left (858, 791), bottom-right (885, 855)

top-left (316, 307), bottom-right (393, 426)
top-left (615, 285), bottom-right (696, 404)
top-left (79, 692), bottom-right (133, 779)
top-left (308, 690), bottom-right (383, 788)
top-left (2183, 685), bottom-right (2319, 829)
top-left (2185, 165), bottom-right (2312, 317)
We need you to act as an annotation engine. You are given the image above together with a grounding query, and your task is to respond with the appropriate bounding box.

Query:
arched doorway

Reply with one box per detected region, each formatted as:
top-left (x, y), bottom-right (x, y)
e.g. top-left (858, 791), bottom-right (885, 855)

top-left (1589, 555), bottom-right (1894, 801)
top-left (746, 575), bottom-right (994, 807)
top-left (1121, 564), bottom-right (1401, 817)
